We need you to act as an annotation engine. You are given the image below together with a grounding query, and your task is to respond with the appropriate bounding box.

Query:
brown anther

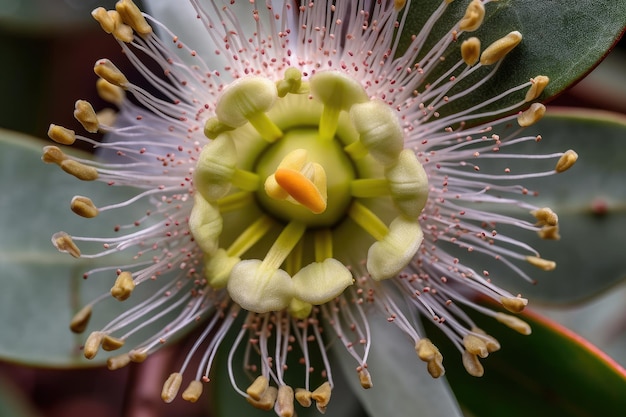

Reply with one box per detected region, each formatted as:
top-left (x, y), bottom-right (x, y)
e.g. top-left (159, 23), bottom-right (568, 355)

top-left (415, 338), bottom-right (438, 362)
top-left (359, 368), bottom-right (373, 388)
top-left (97, 78), bottom-right (126, 106)
top-left (526, 255), bottom-right (556, 271)
top-left (52, 231), bottom-right (81, 258)
top-left (500, 296), bottom-right (528, 313)
top-left (94, 59), bottom-right (129, 89)
top-left (69, 304), bottom-right (92, 333)
top-left (161, 372), bottom-right (183, 403)
top-left (517, 103), bottom-right (546, 127)
top-left (555, 150), bottom-right (578, 173)
top-left (246, 386), bottom-right (278, 411)
top-left (102, 334), bottom-right (125, 351)
top-left (496, 312), bottom-right (532, 335)
top-left (461, 37), bottom-right (481, 66)
top-left (60, 160), bottom-right (99, 181)
top-left (84, 331), bottom-right (104, 359)
top-left (74, 100), bottom-right (99, 133)
top-left (462, 351), bottom-right (484, 377)
top-left (394, 0), bottom-right (407, 11)
top-left (463, 333), bottom-right (489, 358)
top-left (472, 328), bottom-right (501, 353)
top-left (531, 207), bottom-right (558, 226)
top-left (295, 388), bottom-right (312, 407)
top-left (311, 382), bottom-right (331, 412)
top-left (111, 271), bottom-right (135, 301)
top-left (116, 0), bottom-right (152, 35)
top-left (71, 196), bottom-right (99, 218)
top-left (459, 0), bottom-right (485, 32)
top-left (129, 349), bottom-right (148, 363)
top-left (276, 385), bottom-right (295, 417)
top-left (182, 380), bottom-right (204, 403)
top-left (91, 7), bottom-right (116, 33)
top-left (107, 353), bottom-right (131, 370)
top-left (538, 225), bottom-right (561, 240)
top-left (47, 124), bottom-right (76, 145)
top-left (480, 31), bottom-right (523, 65)
top-left (525, 75), bottom-right (550, 102)
top-left (96, 108), bottom-right (118, 128)
top-left (426, 352), bottom-right (445, 378)
top-left (42, 145), bottom-right (66, 164)
top-left (113, 21), bottom-right (134, 43)
top-left (246, 375), bottom-right (269, 401)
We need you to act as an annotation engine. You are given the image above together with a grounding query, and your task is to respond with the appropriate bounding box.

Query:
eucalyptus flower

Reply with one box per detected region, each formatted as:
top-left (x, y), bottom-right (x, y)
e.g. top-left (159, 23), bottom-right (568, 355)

top-left (44, 0), bottom-right (577, 414)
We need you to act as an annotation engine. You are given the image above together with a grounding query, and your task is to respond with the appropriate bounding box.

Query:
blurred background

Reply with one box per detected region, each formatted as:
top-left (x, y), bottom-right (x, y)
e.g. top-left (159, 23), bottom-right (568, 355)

top-left (0, 1), bottom-right (624, 416)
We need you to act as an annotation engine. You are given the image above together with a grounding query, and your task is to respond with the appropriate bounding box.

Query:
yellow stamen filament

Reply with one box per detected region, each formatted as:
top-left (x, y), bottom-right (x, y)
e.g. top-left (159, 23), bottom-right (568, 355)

top-left (348, 202), bottom-right (389, 241)
top-left (97, 78), bottom-right (125, 106)
top-left (350, 178), bottom-right (390, 198)
top-left (500, 296), bottom-right (528, 313)
top-left (274, 168), bottom-right (327, 214)
top-left (288, 298), bottom-right (312, 319)
top-left (84, 331), bottom-right (104, 359)
top-left (525, 75), bottom-right (550, 102)
top-left (462, 351), bottom-right (484, 377)
top-left (74, 100), bottom-right (99, 133)
top-left (161, 372), bottom-right (183, 403)
top-left (276, 385), bottom-right (295, 417)
top-left (47, 124), bottom-right (76, 145)
top-left (101, 334), bottom-right (125, 351)
top-left (52, 232), bottom-right (81, 258)
top-left (295, 388), bottom-right (312, 407)
top-left (463, 333), bottom-right (489, 358)
top-left (555, 149), bottom-right (578, 173)
top-left (107, 353), bottom-right (131, 370)
top-left (94, 58), bottom-right (129, 89)
top-left (247, 386), bottom-right (278, 411)
top-left (459, 0), bottom-right (485, 32)
top-left (359, 368), bottom-right (373, 389)
top-left (480, 31), bottom-right (523, 65)
top-left (116, 0), bottom-right (153, 36)
top-left (110, 271), bottom-right (135, 301)
top-left (314, 229), bottom-right (333, 262)
top-left (526, 255), bottom-right (556, 271)
top-left (182, 380), bottom-right (204, 403)
top-left (461, 37), bottom-right (481, 66)
top-left (517, 103), bottom-right (546, 127)
top-left (247, 375), bottom-right (270, 401)
top-left (496, 313), bottom-right (532, 335)
top-left (311, 382), bottom-right (331, 413)
top-left (69, 304), bottom-right (92, 333)
top-left (71, 196), bottom-right (99, 218)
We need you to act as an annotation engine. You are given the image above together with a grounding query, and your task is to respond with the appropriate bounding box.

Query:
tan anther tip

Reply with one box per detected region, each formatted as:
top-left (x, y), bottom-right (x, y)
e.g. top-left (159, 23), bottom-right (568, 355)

top-left (61, 159), bottom-right (99, 181)
top-left (94, 58), bottom-right (129, 88)
top-left (247, 386), bottom-right (278, 411)
top-left (462, 350), bottom-right (484, 377)
top-left (102, 334), bottom-right (125, 351)
top-left (496, 312), bottom-right (532, 335)
top-left (480, 31), bottom-right (523, 65)
top-left (461, 37), bottom-right (481, 66)
top-left (182, 380), bottom-right (204, 403)
top-left (471, 327), bottom-right (501, 353)
top-left (92, 7), bottom-right (115, 33)
top-left (161, 372), bottom-right (183, 403)
top-left (525, 75), bottom-right (550, 102)
top-left (538, 225), bottom-right (561, 240)
top-left (555, 149), bottom-right (578, 173)
top-left (358, 368), bottom-right (373, 388)
top-left (531, 207), bottom-right (558, 226)
top-left (71, 196), bottom-right (99, 218)
top-left (500, 296), bottom-right (528, 313)
top-left (70, 304), bottom-right (92, 333)
top-left (42, 145), bottom-right (66, 164)
top-left (295, 388), bottom-right (312, 407)
top-left (129, 349), bottom-right (148, 363)
top-left (459, 0), bottom-right (485, 32)
top-left (276, 385), bottom-right (295, 417)
top-left (48, 124), bottom-right (76, 145)
top-left (394, 0), bottom-right (407, 11)
top-left (107, 353), bottom-right (131, 370)
top-left (111, 271), bottom-right (135, 301)
top-left (517, 103), bottom-right (546, 127)
top-left (83, 331), bottom-right (104, 359)
top-left (463, 333), bottom-right (489, 358)
top-left (74, 100), bottom-right (99, 133)
top-left (311, 381), bottom-right (332, 412)
top-left (116, 0), bottom-right (152, 35)
top-left (526, 255), bottom-right (556, 271)
top-left (246, 375), bottom-right (270, 401)
top-left (415, 338), bottom-right (438, 362)
top-left (97, 78), bottom-right (126, 106)
top-left (52, 231), bottom-right (81, 258)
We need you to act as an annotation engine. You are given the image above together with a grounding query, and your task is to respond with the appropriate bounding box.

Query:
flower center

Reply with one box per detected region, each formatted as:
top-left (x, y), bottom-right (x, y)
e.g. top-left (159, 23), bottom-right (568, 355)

top-left (191, 69), bottom-right (429, 316)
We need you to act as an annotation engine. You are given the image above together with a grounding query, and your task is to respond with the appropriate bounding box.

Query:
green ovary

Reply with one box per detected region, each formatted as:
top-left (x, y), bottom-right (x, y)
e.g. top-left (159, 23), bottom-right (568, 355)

top-left (190, 70), bottom-right (429, 316)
